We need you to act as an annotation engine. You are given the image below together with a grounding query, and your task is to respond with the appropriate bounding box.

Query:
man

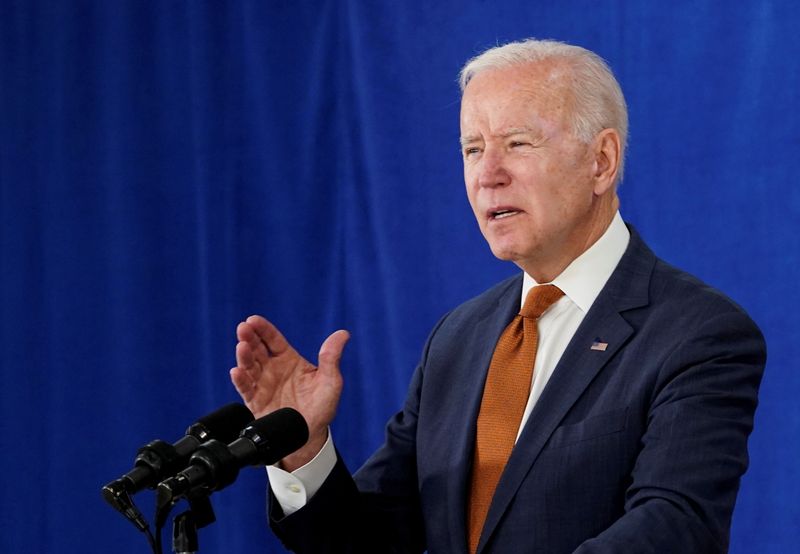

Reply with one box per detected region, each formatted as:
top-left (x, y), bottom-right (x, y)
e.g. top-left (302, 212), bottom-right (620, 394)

top-left (231, 39), bottom-right (765, 553)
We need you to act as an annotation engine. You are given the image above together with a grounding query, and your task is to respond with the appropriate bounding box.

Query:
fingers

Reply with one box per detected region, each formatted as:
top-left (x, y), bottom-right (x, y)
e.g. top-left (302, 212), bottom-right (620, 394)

top-left (235, 316), bottom-right (289, 379)
top-left (233, 314), bottom-right (349, 382)
top-left (229, 366), bottom-right (254, 403)
top-left (242, 315), bottom-right (292, 356)
top-left (235, 339), bottom-right (256, 374)
top-left (318, 330), bottom-right (351, 376)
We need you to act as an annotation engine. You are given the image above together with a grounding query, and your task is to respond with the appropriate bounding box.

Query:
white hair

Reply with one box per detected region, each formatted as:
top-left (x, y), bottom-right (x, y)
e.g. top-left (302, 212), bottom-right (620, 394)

top-left (459, 38), bottom-right (628, 183)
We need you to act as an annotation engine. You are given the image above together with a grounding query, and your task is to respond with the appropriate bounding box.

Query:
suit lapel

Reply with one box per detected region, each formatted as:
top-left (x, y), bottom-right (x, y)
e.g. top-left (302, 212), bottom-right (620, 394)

top-left (476, 229), bottom-right (655, 552)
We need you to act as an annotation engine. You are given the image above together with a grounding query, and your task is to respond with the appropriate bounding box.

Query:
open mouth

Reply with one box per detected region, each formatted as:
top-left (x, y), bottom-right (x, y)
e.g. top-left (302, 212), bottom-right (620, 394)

top-left (490, 209), bottom-right (521, 220)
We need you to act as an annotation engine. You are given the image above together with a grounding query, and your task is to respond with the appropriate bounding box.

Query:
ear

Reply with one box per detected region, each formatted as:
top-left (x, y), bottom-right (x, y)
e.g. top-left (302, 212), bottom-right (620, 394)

top-left (591, 128), bottom-right (621, 196)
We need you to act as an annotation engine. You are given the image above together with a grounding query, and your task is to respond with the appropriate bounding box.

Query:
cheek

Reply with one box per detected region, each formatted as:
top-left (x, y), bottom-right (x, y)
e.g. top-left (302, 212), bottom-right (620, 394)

top-left (464, 171), bottom-right (480, 209)
top-left (543, 159), bottom-right (594, 202)
top-left (550, 184), bottom-right (595, 224)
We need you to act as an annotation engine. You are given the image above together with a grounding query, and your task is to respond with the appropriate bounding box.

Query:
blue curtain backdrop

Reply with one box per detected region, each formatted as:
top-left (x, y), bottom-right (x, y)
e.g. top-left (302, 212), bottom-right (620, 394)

top-left (1, 1), bottom-right (798, 552)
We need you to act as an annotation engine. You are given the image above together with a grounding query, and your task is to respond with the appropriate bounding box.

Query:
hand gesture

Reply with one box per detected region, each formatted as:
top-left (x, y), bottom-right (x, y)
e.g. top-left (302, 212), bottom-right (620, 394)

top-left (230, 315), bottom-right (350, 469)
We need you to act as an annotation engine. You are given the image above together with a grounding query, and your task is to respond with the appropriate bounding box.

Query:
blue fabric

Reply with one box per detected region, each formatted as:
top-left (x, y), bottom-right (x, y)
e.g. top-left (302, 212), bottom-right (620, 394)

top-left (1, 2), bottom-right (797, 552)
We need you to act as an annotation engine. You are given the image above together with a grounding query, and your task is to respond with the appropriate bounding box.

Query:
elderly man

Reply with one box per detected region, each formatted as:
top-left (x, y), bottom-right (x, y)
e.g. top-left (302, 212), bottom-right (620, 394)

top-left (231, 39), bottom-right (765, 553)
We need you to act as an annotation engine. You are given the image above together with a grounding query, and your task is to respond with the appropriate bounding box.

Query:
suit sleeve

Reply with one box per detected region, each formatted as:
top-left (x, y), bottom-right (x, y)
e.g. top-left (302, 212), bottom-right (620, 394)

top-left (573, 309), bottom-right (766, 553)
top-left (267, 313), bottom-right (454, 553)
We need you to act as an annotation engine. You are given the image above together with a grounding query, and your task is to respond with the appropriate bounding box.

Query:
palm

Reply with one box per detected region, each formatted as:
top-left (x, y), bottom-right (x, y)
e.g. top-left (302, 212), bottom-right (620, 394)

top-left (230, 316), bottom-right (349, 438)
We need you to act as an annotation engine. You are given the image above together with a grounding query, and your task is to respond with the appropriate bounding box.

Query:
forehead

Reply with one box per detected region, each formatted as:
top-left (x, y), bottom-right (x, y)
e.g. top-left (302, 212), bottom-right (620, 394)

top-left (460, 61), bottom-right (573, 134)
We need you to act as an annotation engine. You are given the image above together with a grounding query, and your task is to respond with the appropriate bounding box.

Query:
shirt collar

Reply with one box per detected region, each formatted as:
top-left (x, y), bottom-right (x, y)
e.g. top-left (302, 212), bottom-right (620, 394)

top-left (521, 211), bottom-right (630, 313)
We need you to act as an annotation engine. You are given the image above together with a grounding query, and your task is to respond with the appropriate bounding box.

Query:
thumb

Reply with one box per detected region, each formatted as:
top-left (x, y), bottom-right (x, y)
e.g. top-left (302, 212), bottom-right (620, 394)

top-left (318, 329), bottom-right (350, 375)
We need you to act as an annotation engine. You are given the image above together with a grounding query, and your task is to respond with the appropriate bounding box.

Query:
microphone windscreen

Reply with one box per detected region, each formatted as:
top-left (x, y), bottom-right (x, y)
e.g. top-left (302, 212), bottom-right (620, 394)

top-left (244, 407), bottom-right (310, 465)
top-left (190, 403), bottom-right (254, 443)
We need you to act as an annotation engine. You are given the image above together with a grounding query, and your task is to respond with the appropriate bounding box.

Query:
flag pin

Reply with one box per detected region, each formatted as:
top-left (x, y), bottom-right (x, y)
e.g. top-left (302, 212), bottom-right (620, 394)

top-left (590, 338), bottom-right (608, 351)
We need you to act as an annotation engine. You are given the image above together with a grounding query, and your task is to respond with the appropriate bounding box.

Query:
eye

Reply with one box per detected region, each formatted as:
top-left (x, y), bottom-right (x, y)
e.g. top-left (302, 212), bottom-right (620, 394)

top-left (463, 146), bottom-right (482, 158)
top-left (509, 141), bottom-right (529, 148)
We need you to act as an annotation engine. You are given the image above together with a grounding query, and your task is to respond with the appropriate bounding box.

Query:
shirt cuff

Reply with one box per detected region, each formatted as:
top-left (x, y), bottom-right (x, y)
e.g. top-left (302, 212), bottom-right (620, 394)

top-left (266, 431), bottom-right (337, 516)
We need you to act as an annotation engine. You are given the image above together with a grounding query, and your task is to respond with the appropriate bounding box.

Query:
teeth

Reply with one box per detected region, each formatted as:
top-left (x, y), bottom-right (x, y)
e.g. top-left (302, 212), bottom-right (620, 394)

top-left (493, 210), bottom-right (518, 219)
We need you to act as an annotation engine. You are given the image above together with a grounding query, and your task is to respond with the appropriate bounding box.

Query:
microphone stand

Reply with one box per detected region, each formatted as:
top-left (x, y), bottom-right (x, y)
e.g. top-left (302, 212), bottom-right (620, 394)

top-left (156, 485), bottom-right (216, 554)
top-left (172, 495), bottom-right (215, 554)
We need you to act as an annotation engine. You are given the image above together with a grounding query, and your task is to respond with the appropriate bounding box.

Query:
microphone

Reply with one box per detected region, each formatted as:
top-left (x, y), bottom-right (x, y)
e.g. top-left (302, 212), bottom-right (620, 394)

top-left (156, 407), bottom-right (309, 505)
top-left (102, 403), bottom-right (254, 520)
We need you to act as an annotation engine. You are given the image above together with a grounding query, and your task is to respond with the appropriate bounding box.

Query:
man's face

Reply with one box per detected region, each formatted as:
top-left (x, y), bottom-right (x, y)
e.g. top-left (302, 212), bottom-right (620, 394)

top-left (460, 61), bottom-right (607, 280)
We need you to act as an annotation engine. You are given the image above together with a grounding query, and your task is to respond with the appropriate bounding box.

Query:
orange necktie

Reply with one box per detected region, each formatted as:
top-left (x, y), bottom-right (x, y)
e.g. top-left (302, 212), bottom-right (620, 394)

top-left (467, 284), bottom-right (564, 553)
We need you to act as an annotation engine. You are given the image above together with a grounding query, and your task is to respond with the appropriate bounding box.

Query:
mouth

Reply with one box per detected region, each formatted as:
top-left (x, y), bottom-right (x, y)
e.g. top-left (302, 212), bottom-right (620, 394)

top-left (488, 208), bottom-right (522, 221)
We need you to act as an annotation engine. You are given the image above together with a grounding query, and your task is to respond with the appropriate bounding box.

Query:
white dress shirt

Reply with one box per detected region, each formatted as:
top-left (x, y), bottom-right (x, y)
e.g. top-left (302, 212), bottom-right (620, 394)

top-left (268, 212), bottom-right (630, 515)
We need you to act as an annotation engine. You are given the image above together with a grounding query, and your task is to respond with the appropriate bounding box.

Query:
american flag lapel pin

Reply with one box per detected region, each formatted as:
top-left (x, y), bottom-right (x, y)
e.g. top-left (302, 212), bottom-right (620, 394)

top-left (590, 338), bottom-right (608, 351)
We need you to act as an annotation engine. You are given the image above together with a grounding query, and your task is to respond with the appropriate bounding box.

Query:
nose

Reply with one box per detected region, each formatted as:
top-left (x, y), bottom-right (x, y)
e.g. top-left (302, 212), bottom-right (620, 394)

top-left (476, 147), bottom-right (510, 189)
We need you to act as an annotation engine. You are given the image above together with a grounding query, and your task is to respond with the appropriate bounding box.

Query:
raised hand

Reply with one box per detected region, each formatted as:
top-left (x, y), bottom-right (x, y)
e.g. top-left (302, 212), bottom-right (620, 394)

top-left (230, 315), bottom-right (350, 470)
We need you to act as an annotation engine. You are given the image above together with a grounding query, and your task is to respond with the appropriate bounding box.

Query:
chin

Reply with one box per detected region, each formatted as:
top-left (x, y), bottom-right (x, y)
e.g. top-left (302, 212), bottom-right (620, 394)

top-left (483, 227), bottom-right (536, 263)
top-left (486, 242), bottom-right (520, 262)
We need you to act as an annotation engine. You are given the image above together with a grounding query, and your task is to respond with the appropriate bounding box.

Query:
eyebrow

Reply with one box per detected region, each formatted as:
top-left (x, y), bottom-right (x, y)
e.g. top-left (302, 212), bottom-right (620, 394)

top-left (459, 127), bottom-right (539, 148)
top-left (459, 135), bottom-right (480, 148)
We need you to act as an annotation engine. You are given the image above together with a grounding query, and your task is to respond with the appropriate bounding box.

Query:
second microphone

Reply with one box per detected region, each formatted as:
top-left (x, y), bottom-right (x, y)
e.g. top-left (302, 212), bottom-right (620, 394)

top-left (156, 407), bottom-right (309, 505)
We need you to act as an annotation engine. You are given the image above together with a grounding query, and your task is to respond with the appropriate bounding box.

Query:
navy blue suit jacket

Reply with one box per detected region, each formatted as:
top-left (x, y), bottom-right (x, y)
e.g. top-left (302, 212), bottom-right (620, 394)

top-left (271, 229), bottom-right (766, 553)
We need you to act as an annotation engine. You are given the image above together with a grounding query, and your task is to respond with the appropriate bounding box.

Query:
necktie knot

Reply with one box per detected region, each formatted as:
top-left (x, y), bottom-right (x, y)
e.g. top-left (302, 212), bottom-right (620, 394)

top-left (520, 284), bottom-right (564, 320)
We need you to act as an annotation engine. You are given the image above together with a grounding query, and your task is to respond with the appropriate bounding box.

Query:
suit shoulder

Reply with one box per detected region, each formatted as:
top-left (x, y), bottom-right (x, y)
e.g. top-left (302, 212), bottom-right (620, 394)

top-left (641, 257), bottom-right (765, 351)
top-left (447, 273), bottom-right (521, 319)
top-left (650, 258), bottom-right (752, 317)
top-left (420, 274), bottom-right (520, 348)
top-left (619, 229), bottom-right (753, 322)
